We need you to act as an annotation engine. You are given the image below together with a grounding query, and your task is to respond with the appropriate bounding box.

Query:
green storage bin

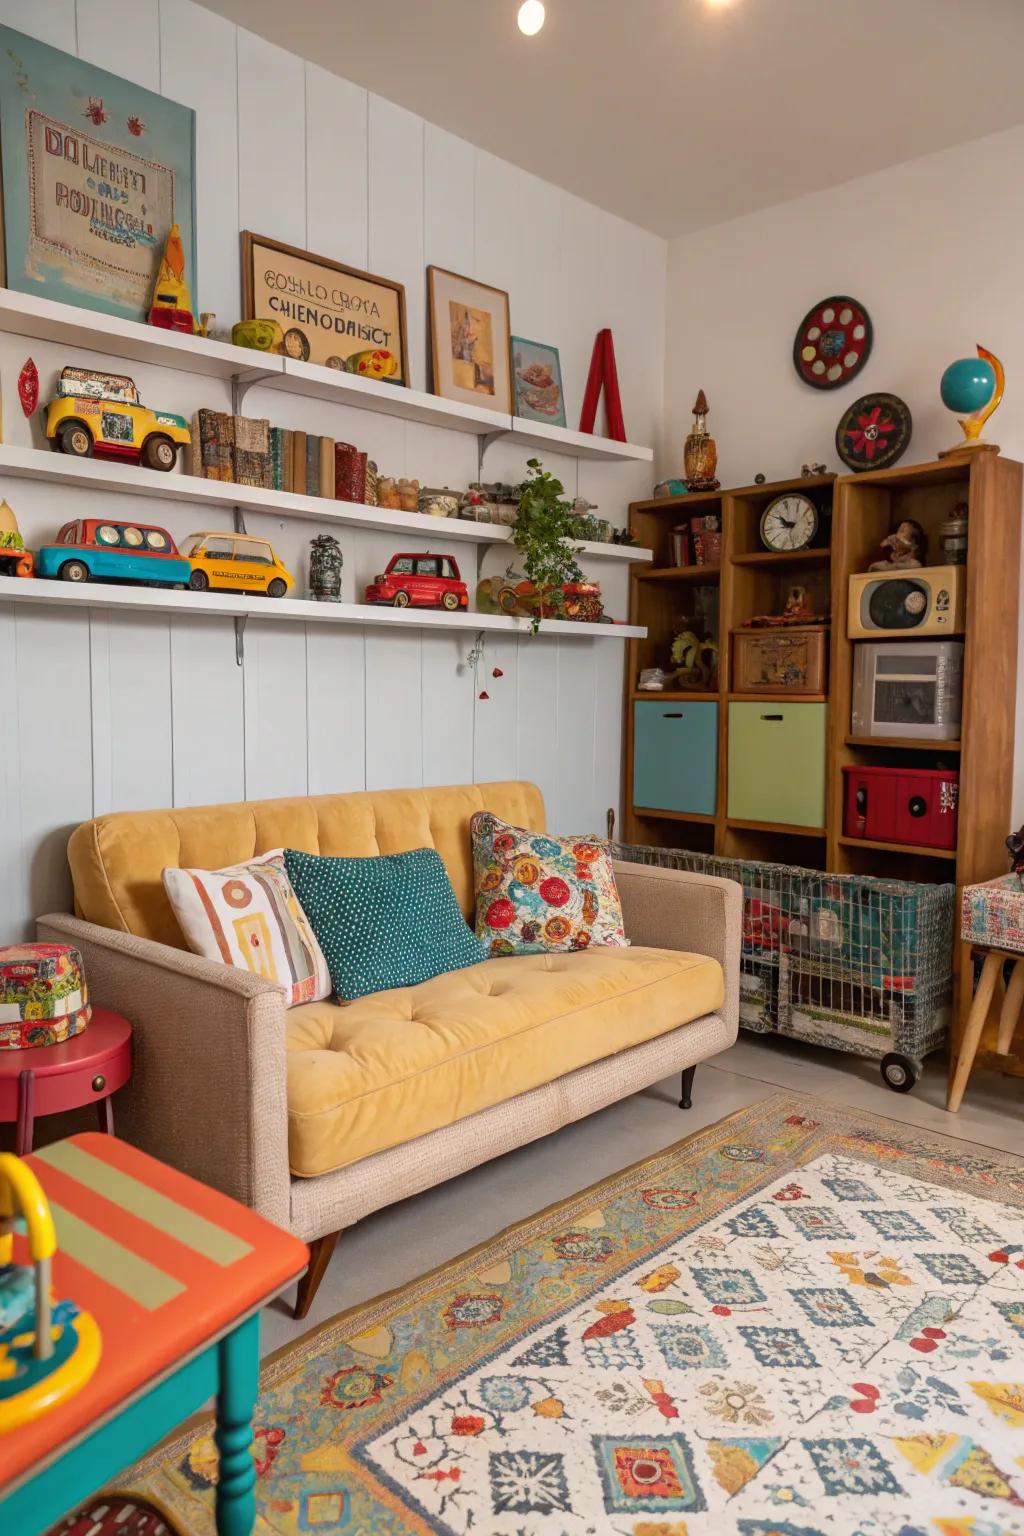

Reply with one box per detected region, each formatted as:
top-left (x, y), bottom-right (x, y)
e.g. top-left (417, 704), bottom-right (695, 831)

top-left (728, 702), bottom-right (827, 828)
top-left (633, 700), bottom-right (718, 815)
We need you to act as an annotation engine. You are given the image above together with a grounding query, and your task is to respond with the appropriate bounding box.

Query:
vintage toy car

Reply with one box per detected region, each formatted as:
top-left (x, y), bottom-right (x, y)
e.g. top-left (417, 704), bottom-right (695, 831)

top-left (35, 519), bottom-right (191, 587)
top-left (365, 553), bottom-right (468, 611)
top-left (180, 532), bottom-right (295, 597)
top-left (477, 573), bottom-right (605, 622)
top-left (45, 367), bottom-right (190, 472)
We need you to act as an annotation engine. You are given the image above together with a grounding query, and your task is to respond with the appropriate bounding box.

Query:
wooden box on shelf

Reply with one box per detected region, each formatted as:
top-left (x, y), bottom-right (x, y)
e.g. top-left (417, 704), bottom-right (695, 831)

top-left (732, 626), bottom-right (827, 695)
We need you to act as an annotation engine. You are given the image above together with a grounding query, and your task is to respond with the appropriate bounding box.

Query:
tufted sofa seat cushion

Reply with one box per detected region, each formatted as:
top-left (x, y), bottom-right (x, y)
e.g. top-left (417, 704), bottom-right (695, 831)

top-left (284, 945), bottom-right (724, 1176)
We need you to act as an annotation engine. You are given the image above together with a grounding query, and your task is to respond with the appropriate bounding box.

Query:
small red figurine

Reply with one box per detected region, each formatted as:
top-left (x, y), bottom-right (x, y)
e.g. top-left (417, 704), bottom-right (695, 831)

top-left (18, 359), bottom-right (39, 418)
top-left (365, 553), bottom-right (469, 612)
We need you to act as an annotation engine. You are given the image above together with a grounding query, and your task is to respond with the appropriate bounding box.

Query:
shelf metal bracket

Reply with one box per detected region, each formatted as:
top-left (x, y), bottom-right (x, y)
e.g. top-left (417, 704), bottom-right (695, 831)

top-left (230, 367), bottom-right (277, 416)
top-left (233, 504), bottom-right (247, 535)
top-left (234, 614), bottom-right (247, 667)
top-left (477, 428), bottom-right (509, 479)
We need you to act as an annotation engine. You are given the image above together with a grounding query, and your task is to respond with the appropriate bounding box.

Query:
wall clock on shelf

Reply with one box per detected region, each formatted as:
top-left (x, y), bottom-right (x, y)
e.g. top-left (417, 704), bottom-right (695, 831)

top-left (836, 392), bottom-right (912, 472)
top-left (793, 295), bottom-right (873, 389)
top-left (760, 492), bottom-right (819, 552)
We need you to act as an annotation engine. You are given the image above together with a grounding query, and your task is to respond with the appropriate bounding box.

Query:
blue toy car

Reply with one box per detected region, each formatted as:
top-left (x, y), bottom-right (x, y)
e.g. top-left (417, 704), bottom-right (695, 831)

top-left (35, 518), bottom-right (191, 587)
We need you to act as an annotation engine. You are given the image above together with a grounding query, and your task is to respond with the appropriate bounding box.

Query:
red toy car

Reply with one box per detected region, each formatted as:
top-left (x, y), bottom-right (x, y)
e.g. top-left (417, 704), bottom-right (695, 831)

top-left (365, 553), bottom-right (469, 611)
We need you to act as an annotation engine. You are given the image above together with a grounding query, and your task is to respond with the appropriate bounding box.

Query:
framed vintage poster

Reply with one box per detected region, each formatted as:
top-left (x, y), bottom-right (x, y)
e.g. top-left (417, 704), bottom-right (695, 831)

top-left (242, 232), bottom-right (409, 383)
top-left (428, 266), bottom-right (512, 413)
top-left (511, 336), bottom-right (566, 426)
top-left (0, 24), bottom-right (197, 322)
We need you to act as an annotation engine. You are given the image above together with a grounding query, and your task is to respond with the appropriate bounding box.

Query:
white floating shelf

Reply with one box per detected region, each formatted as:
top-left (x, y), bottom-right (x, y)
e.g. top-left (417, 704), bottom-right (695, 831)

top-left (507, 417), bottom-right (654, 464)
top-left (0, 576), bottom-right (646, 639)
top-left (268, 358), bottom-right (509, 435)
top-left (0, 290), bottom-right (655, 461)
top-left (0, 445), bottom-right (652, 562)
top-left (0, 287), bottom-right (279, 384)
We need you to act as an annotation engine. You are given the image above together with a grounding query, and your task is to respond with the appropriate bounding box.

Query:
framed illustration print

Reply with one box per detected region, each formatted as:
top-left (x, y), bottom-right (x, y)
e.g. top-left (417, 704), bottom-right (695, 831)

top-left (242, 232), bottom-right (409, 383)
top-left (0, 24), bottom-right (197, 322)
top-left (428, 266), bottom-right (512, 412)
top-left (512, 336), bottom-right (566, 426)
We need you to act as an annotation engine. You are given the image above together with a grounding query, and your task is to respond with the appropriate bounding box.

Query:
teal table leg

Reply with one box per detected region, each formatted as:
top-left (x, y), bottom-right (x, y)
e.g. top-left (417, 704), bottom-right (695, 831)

top-left (214, 1311), bottom-right (261, 1536)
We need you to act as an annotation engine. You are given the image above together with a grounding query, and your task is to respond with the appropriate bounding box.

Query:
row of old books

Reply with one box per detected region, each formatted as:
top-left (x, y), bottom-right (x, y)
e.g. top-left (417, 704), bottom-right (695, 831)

top-left (190, 410), bottom-right (339, 497)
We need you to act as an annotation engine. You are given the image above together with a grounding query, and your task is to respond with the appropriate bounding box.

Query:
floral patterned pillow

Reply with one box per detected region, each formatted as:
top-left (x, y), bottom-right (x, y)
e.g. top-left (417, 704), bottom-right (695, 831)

top-left (470, 812), bottom-right (629, 956)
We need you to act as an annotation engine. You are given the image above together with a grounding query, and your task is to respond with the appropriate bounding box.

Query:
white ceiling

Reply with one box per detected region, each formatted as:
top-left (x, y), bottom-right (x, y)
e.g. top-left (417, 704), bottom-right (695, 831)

top-left (204, 0), bottom-right (1024, 238)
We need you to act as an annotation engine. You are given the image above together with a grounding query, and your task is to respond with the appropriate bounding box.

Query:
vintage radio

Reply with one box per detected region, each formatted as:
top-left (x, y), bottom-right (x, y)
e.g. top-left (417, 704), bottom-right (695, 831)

top-left (851, 639), bottom-right (963, 740)
top-left (848, 565), bottom-right (965, 638)
top-left (732, 626), bottom-right (827, 694)
top-left (843, 765), bottom-right (959, 851)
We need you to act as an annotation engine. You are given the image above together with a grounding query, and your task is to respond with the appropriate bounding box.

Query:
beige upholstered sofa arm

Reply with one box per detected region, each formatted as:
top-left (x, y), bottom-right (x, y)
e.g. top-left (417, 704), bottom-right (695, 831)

top-left (613, 864), bottom-right (742, 1036)
top-left (35, 913), bottom-right (291, 1229)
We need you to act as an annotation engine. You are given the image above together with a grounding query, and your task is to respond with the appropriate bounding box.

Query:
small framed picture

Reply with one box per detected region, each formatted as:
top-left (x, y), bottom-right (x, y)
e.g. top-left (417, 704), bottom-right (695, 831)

top-left (427, 266), bottom-right (512, 412)
top-left (511, 336), bottom-right (566, 427)
top-left (242, 232), bottom-right (409, 382)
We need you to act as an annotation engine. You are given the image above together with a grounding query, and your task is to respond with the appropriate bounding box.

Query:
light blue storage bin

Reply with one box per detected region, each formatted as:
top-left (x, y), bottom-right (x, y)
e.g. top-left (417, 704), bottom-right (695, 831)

top-left (632, 700), bottom-right (718, 815)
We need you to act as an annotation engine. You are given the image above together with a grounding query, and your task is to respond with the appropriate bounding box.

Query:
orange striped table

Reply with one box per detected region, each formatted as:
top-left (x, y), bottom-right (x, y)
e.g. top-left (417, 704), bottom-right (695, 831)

top-left (0, 1133), bottom-right (308, 1536)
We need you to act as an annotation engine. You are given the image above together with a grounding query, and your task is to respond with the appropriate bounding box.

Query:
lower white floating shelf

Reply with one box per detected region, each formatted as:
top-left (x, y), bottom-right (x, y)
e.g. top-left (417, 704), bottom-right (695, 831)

top-left (0, 576), bottom-right (647, 639)
top-left (0, 444), bottom-right (653, 563)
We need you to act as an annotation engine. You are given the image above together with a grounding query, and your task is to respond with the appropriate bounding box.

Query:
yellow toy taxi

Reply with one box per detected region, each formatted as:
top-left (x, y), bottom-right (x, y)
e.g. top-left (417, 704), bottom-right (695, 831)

top-left (45, 367), bottom-right (190, 473)
top-left (181, 532), bottom-right (295, 597)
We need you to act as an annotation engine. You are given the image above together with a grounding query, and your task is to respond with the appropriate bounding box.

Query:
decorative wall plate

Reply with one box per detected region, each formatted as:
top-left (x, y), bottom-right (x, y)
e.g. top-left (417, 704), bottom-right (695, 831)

top-left (835, 392), bottom-right (912, 473)
top-left (793, 296), bottom-right (872, 389)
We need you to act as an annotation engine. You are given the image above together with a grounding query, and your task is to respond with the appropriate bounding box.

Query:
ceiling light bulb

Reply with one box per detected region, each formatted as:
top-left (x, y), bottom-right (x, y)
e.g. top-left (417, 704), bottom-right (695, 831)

top-left (518, 1), bottom-right (545, 36)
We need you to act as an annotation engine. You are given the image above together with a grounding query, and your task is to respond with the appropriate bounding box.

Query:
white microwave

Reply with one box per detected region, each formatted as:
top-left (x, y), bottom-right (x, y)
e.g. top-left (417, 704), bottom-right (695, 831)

top-left (851, 640), bottom-right (964, 739)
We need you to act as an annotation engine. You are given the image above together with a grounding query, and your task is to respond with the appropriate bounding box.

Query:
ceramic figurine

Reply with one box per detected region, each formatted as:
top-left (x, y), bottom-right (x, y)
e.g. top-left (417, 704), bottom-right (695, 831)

top-left (684, 390), bottom-right (720, 492)
top-left (801, 461), bottom-right (827, 477)
top-left (365, 553), bottom-right (469, 611)
top-left (45, 368), bottom-right (190, 472)
top-left (344, 348), bottom-right (398, 380)
top-left (232, 319), bottom-right (284, 354)
top-left (670, 629), bottom-right (719, 690)
top-left (940, 344), bottom-right (1005, 456)
top-left (148, 223), bottom-right (196, 334)
top-left (36, 518), bottom-right (191, 587)
top-left (869, 519), bottom-right (926, 570)
top-left (180, 532), bottom-right (294, 597)
top-left (309, 534), bottom-right (344, 602)
top-left (0, 501), bottom-right (34, 578)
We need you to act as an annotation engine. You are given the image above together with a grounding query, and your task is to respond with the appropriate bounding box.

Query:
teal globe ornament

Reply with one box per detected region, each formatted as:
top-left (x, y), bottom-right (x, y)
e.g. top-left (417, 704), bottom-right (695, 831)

top-left (940, 357), bottom-right (996, 415)
top-left (939, 344), bottom-right (1004, 455)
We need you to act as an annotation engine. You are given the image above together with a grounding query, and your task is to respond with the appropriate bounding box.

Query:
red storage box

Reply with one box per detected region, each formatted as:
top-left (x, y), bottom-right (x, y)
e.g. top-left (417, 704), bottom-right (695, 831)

top-left (843, 764), bottom-right (958, 850)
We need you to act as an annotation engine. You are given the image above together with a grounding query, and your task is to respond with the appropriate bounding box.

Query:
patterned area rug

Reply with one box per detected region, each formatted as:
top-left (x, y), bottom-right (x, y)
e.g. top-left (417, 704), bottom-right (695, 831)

top-left (128, 1095), bottom-right (1024, 1534)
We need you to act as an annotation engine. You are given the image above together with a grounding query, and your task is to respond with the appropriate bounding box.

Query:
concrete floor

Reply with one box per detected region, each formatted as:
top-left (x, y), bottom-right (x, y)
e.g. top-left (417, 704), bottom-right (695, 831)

top-left (260, 1033), bottom-right (1024, 1358)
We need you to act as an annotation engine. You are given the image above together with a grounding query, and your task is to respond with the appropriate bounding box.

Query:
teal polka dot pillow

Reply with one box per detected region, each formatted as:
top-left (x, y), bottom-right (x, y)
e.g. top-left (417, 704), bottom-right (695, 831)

top-left (284, 847), bottom-right (486, 1002)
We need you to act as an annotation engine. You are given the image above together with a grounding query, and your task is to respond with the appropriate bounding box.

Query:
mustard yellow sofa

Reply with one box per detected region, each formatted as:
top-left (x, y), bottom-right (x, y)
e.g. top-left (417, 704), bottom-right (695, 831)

top-left (38, 782), bottom-right (741, 1317)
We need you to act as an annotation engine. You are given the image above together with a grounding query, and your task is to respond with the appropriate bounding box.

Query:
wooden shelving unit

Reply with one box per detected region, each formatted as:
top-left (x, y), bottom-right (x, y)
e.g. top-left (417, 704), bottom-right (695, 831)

top-left (624, 473), bottom-right (835, 861)
top-left (826, 451), bottom-right (1023, 1086)
top-left (624, 452), bottom-right (1024, 1091)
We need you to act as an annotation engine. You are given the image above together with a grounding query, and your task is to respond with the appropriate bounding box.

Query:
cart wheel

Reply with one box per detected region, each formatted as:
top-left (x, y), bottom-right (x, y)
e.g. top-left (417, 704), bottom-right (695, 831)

top-left (880, 1052), bottom-right (919, 1093)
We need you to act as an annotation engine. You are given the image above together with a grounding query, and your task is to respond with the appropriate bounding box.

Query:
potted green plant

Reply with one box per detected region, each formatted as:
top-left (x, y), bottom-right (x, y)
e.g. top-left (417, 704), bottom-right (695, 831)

top-left (512, 459), bottom-right (584, 631)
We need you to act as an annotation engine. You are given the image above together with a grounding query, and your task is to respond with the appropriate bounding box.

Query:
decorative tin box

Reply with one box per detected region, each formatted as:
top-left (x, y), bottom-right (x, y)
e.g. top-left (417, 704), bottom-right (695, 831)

top-left (843, 764), bottom-right (959, 851)
top-left (732, 626), bottom-right (827, 694)
top-left (0, 943), bottom-right (90, 1049)
top-left (962, 874), bottom-right (1024, 953)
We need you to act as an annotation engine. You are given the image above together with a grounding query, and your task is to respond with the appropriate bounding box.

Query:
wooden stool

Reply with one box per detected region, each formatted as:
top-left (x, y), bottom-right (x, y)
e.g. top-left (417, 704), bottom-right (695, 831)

top-left (947, 945), bottom-right (1024, 1111)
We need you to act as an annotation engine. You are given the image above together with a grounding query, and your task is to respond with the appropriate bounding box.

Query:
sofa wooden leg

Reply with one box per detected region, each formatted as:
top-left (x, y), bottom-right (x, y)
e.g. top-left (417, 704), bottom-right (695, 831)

top-left (678, 1065), bottom-right (696, 1110)
top-left (294, 1230), bottom-right (340, 1320)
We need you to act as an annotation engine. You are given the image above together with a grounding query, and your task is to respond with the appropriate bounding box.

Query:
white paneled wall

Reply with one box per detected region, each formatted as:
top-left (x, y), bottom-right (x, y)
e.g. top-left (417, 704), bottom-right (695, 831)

top-left (0, 0), bottom-right (667, 938)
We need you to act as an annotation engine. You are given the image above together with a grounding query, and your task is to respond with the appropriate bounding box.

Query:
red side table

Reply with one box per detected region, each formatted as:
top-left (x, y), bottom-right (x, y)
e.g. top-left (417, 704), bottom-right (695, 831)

top-left (0, 1008), bottom-right (132, 1154)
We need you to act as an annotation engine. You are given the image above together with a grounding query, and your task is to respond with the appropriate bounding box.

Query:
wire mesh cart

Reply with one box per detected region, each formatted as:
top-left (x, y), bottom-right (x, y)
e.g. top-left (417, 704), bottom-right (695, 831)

top-left (612, 843), bottom-right (956, 1092)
